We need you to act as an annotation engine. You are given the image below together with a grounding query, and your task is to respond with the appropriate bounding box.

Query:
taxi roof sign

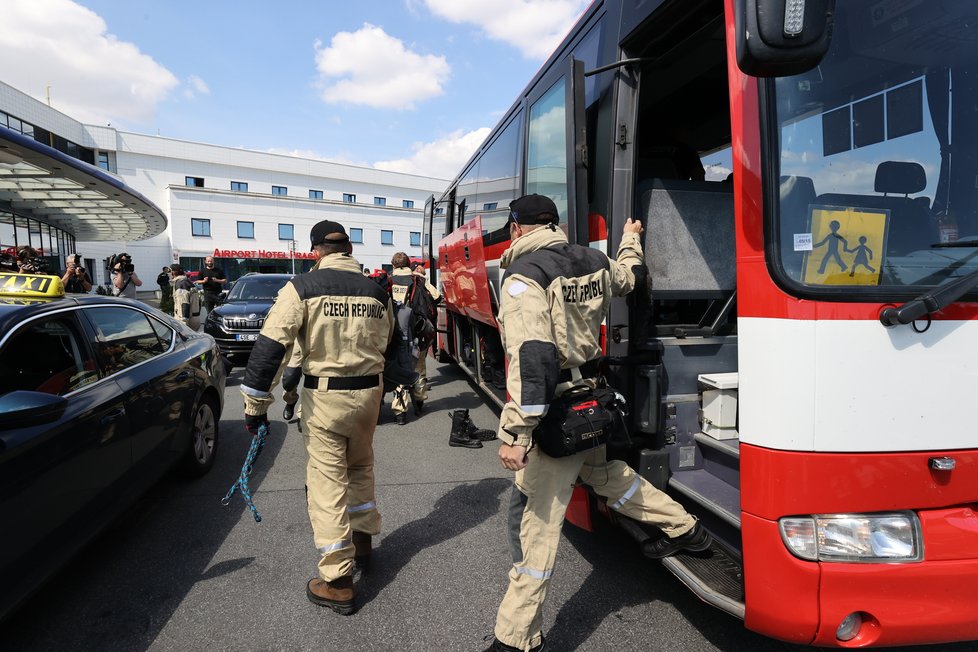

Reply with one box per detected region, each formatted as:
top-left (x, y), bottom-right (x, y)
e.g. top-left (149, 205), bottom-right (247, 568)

top-left (0, 273), bottom-right (65, 298)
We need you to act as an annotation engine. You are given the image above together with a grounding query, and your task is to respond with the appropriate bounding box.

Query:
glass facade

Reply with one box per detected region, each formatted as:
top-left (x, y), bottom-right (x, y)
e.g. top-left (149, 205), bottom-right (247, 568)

top-left (0, 210), bottom-right (75, 274)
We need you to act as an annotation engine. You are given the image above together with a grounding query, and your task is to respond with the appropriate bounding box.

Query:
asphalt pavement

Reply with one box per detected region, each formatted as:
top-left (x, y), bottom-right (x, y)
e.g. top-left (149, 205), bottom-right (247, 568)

top-left (2, 360), bottom-right (976, 652)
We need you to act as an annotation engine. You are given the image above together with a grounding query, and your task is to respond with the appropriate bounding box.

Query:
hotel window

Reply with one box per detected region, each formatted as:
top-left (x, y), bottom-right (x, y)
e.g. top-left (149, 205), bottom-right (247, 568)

top-left (191, 218), bottom-right (211, 237)
top-left (381, 230), bottom-right (393, 245)
top-left (237, 221), bottom-right (255, 239)
top-left (410, 232), bottom-right (421, 247)
top-left (350, 228), bottom-right (363, 244)
top-left (343, 193), bottom-right (356, 203)
top-left (97, 152), bottom-right (110, 171)
top-left (483, 202), bottom-right (498, 210)
top-left (279, 224), bottom-right (294, 241)
top-left (309, 189), bottom-right (323, 199)
top-left (374, 197), bottom-right (386, 206)
top-left (423, 233), bottom-right (429, 246)
top-left (402, 199), bottom-right (414, 208)
top-left (231, 181), bottom-right (248, 192)
top-left (186, 176), bottom-right (204, 187)
top-left (272, 185), bottom-right (287, 196)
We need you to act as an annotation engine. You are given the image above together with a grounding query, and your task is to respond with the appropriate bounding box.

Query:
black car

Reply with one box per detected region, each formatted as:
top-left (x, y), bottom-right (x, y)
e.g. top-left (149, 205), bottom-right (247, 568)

top-left (0, 272), bottom-right (226, 622)
top-left (203, 273), bottom-right (293, 366)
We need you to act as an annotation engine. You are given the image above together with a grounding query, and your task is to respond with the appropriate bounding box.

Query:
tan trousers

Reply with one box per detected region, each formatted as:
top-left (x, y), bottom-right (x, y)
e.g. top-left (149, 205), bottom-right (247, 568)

top-left (391, 355), bottom-right (428, 415)
top-left (494, 445), bottom-right (695, 650)
top-left (302, 384), bottom-right (382, 581)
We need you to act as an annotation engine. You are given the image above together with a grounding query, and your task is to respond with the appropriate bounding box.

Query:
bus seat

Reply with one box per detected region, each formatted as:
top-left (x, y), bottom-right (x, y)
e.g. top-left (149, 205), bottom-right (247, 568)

top-left (640, 179), bottom-right (735, 295)
top-left (779, 175), bottom-right (817, 280)
top-left (816, 161), bottom-right (937, 256)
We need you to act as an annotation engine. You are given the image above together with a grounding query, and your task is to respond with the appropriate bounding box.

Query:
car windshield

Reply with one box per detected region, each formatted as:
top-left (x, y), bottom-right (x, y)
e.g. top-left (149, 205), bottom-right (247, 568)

top-left (227, 276), bottom-right (290, 301)
top-left (772, 0), bottom-right (978, 295)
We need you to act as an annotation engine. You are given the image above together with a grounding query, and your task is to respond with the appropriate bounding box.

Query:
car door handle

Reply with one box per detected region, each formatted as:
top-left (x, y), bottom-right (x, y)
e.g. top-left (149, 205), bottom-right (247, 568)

top-left (101, 407), bottom-right (126, 424)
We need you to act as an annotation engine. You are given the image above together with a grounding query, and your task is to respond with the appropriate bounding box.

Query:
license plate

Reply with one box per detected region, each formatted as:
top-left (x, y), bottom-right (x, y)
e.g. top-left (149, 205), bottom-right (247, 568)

top-left (235, 333), bottom-right (258, 341)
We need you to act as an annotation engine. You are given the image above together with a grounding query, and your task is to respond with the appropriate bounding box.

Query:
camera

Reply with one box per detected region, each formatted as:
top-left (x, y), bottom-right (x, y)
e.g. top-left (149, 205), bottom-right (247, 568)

top-left (109, 252), bottom-right (134, 274)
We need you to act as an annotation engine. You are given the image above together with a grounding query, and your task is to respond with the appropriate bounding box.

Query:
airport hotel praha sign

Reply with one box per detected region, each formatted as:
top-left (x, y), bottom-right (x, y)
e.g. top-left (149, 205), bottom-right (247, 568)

top-left (211, 248), bottom-right (317, 260)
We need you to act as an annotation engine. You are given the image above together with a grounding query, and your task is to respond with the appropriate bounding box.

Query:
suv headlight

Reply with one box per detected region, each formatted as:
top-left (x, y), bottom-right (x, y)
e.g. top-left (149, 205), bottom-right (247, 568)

top-left (779, 512), bottom-right (922, 562)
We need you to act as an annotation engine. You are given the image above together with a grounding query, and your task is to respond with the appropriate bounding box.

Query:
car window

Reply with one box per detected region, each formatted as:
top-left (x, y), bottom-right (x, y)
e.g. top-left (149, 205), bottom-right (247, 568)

top-left (85, 306), bottom-right (169, 375)
top-left (228, 277), bottom-right (290, 301)
top-left (149, 315), bottom-right (176, 349)
top-left (0, 314), bottom-right (98, 396)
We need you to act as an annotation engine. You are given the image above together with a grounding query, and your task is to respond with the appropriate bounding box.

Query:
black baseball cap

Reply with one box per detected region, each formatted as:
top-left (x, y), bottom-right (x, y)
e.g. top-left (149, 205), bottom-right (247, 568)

top-left (310, 220), bottom-right (350, 249)
top-left (509, 194), bottom-right (559, 225)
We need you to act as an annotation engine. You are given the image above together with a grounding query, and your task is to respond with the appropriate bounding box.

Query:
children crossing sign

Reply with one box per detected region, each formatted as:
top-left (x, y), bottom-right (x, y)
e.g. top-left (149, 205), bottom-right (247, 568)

top-left (802, 206), bottom-right (890, 286)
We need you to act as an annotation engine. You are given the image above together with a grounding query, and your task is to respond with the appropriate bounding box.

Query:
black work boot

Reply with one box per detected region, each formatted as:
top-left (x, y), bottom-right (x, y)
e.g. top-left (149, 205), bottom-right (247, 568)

top-left (283, 402), bottom-right (297, 422)
top-left (412, 398), bottom-right (424, 416)
top-left (449, 410), bottom-right (482, 448)
top-left (396, 413), bottom-right (407, 426)
top-left (482, 635), bottom-right (546, 652)
top-left (306, 576), bottom-right (356, 615)
top-left (642, 522), bottom-right (712, 559)
top-left (352, 531), bottom-right (372, 572)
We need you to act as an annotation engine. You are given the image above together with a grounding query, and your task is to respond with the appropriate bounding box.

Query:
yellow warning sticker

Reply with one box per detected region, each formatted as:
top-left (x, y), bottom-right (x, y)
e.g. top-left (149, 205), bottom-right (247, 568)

top-left (802, 206), bottom-right (889, 286)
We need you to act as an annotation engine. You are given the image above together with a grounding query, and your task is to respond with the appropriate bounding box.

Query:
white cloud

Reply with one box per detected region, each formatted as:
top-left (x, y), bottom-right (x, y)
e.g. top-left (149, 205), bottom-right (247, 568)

top-left (424, 0), bottom-right (589, 59)
top-left (314, 24), bottom-right (450, 110)
top-left (185, 74), bottom-right (210, 98)
top-left (0, 0), bottom-right (178, 126)
top-left (374, 127), bottom-right (490, 179)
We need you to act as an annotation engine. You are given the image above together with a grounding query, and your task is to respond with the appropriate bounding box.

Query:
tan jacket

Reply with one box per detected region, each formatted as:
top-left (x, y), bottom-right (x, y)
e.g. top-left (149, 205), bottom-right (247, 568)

top-left (242, 253), bottom-right (394, 416)
top-left (497, 226), bottom-right (643, 447)
top-left (390, 266), bottom-right (441, 304)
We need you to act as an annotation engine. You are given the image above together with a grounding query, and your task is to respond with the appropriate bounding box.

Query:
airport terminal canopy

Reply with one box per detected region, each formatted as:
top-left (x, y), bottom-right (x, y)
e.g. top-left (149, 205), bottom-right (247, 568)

top-left (0, 125), bottom-right (166, 241)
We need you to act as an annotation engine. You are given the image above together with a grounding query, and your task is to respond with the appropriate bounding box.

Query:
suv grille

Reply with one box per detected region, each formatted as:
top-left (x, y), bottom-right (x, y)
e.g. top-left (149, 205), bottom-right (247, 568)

top-left (223, 317), bottom-right (264, 330)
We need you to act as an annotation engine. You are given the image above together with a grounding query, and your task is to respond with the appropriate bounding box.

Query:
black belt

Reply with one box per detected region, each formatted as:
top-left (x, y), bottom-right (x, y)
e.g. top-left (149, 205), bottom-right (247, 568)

top-left (303, 374), bottom-right (380, 390)
top-left (558, 359), bottom-right (601, 383)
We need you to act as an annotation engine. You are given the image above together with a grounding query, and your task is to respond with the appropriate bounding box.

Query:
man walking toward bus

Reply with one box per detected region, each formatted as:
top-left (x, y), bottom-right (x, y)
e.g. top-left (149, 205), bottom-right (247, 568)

top-left (241, 220), bottom-right (393, 615)
top-left (485, 194), bottom-right (711, 652)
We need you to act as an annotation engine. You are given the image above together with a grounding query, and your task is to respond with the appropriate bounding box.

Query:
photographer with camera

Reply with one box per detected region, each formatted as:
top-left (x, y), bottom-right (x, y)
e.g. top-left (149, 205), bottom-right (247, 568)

top-left (110, 252), bottom-right (142, 298)
top-left (16, 246), bottom-right (48, 275)
top-left (62, 254), bottom-right (93, 293)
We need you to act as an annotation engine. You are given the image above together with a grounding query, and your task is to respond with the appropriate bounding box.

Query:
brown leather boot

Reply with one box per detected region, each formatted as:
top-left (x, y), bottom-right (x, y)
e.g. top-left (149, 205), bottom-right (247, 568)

top-left (306, 576), bottom-right (355, 615)
top-left (352, 531), bottom-right (372, 572)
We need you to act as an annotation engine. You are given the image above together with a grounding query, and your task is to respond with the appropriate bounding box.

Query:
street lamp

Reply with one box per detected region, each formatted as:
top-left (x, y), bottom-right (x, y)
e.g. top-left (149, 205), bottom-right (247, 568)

top-left (288, 240), bottom-right (296, 275)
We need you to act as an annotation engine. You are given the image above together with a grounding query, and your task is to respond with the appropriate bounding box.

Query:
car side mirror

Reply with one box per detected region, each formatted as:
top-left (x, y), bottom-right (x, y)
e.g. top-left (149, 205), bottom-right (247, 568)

top-left (0, 391), bottom-right (69, 430)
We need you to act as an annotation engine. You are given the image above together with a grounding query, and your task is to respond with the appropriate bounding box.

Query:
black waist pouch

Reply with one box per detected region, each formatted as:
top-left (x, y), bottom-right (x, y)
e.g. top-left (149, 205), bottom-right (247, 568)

top-left (533, 386), bottom-right (626, 458)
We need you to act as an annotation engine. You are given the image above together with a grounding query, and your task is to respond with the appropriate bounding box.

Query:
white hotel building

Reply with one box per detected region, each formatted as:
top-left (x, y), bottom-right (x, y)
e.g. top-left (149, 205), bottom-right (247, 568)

top-left (0, 81), bottom-right (447, 289)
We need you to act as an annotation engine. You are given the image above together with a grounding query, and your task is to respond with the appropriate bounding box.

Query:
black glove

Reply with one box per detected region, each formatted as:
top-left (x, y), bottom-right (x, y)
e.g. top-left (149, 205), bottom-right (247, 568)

top-left (245, 413), bottom-right (269, 436)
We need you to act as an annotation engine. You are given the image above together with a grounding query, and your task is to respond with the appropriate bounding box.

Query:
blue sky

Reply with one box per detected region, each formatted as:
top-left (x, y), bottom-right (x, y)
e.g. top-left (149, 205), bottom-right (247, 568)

top-left (2, 0), bottom-right (591, 179)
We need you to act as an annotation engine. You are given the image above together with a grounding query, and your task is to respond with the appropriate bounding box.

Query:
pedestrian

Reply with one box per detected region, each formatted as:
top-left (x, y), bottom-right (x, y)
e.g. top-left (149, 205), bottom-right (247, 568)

top-left (388, 253), bottom-right (440, 424)
top-left (195, 255), bottom-right (226, 312)
top-left (62, 255), bottom-right (93, 293)
top-left (241, 220), bottom-right (394, 616)
top-left (170, 264), bottom-right (200, 330)
top-left (484, 195), bottom-right (711, 652)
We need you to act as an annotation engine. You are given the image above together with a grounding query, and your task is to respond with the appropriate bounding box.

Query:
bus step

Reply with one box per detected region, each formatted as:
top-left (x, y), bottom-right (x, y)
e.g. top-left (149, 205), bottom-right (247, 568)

top-left (661, 541), bottom-right (745, 619)
top-left (617, 517), bottom-right (744, 619)
top-left (693, 432), bottom-right (739, 488)
top-left (668, 468), bottom-right (741, 529)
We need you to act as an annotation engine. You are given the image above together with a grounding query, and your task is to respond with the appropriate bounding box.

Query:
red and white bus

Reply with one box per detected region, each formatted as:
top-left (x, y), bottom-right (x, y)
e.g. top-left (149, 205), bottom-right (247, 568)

top-left (420, 0), bottom-right (978, 647)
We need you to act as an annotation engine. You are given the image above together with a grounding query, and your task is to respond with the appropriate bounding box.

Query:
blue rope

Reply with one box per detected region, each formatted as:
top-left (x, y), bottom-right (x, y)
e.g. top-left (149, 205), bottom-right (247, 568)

top-left (221, 423), bottom-right (269, 523)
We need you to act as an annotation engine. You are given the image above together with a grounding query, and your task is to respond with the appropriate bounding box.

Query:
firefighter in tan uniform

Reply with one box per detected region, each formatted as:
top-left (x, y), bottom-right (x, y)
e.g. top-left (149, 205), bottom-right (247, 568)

top-left (485, 195), bottom-right (711, 652)
top-left (389, 252), bottom-right (441, 424)
top-left (241, 220), bottom-right (393, 616)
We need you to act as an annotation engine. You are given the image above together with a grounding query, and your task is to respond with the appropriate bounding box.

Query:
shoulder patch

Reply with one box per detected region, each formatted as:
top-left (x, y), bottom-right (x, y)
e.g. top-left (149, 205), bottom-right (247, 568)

top-left (507, 280), bottom-right (529, 297)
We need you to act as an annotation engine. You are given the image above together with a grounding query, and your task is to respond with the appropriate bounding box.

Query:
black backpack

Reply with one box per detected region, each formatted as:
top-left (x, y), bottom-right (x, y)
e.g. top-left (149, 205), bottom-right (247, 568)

top-left (406, 278), bottom-right (438, 346)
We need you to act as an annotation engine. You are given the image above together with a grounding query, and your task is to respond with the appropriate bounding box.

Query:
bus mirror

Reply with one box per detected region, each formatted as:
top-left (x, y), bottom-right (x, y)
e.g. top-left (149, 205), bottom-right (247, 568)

top-left (735, 0), bottom-right (833, 77)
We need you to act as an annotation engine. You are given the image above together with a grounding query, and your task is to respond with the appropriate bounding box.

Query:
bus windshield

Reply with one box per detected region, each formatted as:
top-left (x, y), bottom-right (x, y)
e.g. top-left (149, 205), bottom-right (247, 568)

top-left (773, 0), bottom-right (978, 295)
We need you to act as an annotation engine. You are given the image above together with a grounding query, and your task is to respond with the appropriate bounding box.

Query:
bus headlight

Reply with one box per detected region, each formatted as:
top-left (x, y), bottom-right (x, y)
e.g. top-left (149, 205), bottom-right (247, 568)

top-left (779, 512), bottom-right (922, 562)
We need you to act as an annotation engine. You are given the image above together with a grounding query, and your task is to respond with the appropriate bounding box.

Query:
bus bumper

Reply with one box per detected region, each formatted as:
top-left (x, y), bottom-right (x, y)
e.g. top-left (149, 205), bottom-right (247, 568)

top-left (744, 513), bottom-right (978, 647)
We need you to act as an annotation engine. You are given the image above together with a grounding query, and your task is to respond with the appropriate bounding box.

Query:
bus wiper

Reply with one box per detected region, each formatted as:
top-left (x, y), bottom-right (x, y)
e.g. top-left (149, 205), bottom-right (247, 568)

top-left (931, 241), bottom-right (978, 248)
top-left (879, 267), bottom-right (978, 326)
